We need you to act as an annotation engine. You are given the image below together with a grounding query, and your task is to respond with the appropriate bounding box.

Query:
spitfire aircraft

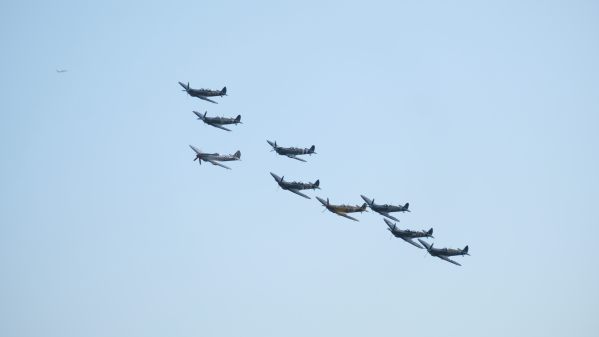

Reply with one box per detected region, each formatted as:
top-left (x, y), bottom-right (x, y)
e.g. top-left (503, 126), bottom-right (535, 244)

top-left (270, 172), bottom-right (320, 199)
top-left (384, 219), bottom-right (433, 249)
top-left (179, 81), bottom-right (227, 104)
top-left (193, 111), bottom-right (241, 132)
top-left (418, 239), bottom-right (470, 266)
top-left (189, 145), bottom-right (240, 170)
top-left (316, 197), bottom-right (367, 222)
top-left (267, 140), bottom-right (316, 162)
top-left (360, 195), bottom-right (410, 222)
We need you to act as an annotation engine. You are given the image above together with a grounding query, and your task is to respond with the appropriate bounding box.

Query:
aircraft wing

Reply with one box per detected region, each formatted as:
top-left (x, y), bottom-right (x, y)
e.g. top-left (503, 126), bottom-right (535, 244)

top-left (207, 123), bottom-right (231, 132)
top-left (199, 96), bottom-right (218, 104)
top-left (287, 155), bottom-right (307, 162)
top-left (360, 195), bottom-right (373, 205)
top-left (206, 159), bottom-right (231, 170)
top-left (401, 238), bottom-right (424, 249)
top-left (270, 172), bottom-right (282, 182)
top-left (437, 255), bottom-right (461, 266)
top-left (189, 145), bottom-right (202, 155)
top-left (379, 212), bottom-right (399, 222)
top-left (333, 211), bottom-right (359, 222)
top-left (417, 239), bottom-right (432, 250)
top-left (286, 189), bottom-right (311, 199)
top-left (315, 197), bottom-right (328, 206)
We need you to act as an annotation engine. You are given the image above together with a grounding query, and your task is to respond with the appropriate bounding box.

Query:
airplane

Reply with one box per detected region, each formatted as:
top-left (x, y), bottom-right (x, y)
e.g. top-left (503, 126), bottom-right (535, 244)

top-left (266, 140), bottom-right (316, 162)
top-left (315, 197), bottom-right (367, 222)
top-left (270, 172), bottom-right (320, 199)
top-left (418, 239), bottom-right (470, 266)
top-left (384, 219), bottom-right (433, 249)
top-left (360, 195), bottom-right (410, 222)
top-left (56, 69), bottom-right (67, 73)
top-left (189, 145), bottom-right (240, 170)
top-left (193, 111), bottom-right (241, 132)
top-left (179, 81), bottom-right (227, 104)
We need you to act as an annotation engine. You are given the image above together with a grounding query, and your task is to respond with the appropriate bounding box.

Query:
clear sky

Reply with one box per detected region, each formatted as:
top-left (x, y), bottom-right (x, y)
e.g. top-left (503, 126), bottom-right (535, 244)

top-left (1, 1), bottom-right (598, 336)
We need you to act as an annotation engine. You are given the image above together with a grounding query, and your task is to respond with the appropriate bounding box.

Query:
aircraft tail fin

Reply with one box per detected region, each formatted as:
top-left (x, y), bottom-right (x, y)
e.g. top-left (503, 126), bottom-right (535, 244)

top-left (309, 145), bottom-right (316, 153)
top-left (235, 115), bottom-right (241, 123)
top-left (361, 203), bottom-right (368, 211)
top-left (463, 245), bottom-right (469, 255)
top-left (404, 202), bottom-right (410, 211)
top-left (427, 228), bottom-right (433, 236)
top-left (221, 86), bottom-right (227, 95)
top-left (234, 150), bottom-right (241, 159)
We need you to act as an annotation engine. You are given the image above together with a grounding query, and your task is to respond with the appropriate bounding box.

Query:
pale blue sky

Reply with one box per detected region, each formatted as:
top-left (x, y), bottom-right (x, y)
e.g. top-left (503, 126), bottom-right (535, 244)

top-left (1, 1), bottom-right (598, 336)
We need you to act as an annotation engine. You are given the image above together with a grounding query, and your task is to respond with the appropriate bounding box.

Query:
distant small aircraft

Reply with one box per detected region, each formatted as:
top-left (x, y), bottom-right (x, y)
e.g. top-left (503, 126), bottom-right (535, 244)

top-left (179, 81), bottom-right (226, 104)
top-left (418, 239), bottom-right (469, 266)
top-left (270, 172), bottom-right (320, 199)
top-left (56, 69), bottom-right (67, 73)
top-left (316, 197), bottom-right (367, 222)
top-left (189, 145), bottom-right (240, 170)
top-left (267, 140), bottom-right (316, 162)
top-left (384, 219), bottom-right (433, 249)
top-left (193, 111), bottom-right (241, 132)
top-left (361, 195), bottom-right (410, 222)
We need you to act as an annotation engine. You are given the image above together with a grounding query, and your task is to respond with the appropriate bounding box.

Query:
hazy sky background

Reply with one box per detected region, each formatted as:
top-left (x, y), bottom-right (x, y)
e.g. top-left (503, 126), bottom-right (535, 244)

top-left (1, 1), bottom-right (598, 336)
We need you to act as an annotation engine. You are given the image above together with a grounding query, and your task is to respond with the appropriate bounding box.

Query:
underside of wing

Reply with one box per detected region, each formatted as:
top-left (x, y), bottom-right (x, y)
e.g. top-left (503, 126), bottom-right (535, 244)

top-left (401, 238), bottom-right (424, 249)
top-left (437, 255), bottom-right (462, 266)
top-left (379, 212), bottom-right (399, 222)
top-left (207, 159), bottom-right (231, 170)
top-left (287, 189), bottom-right (311, 199)
top-left (189, 145), bottom-right (201, 154)
top-left (208, 123), bottom-right (231, 131)
top-left (199, 96), bottom-right (218, 104)
top-left (287, 155), bottom-right (307, 162)
top-left (334, 211), bottom-right (359, 222)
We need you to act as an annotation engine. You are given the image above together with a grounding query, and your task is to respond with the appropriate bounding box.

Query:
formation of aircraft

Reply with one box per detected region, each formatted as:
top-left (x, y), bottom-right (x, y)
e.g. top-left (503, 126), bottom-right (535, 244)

top-left (189, 145), bottom-right (240, 170)
top-left (193, 110), bottom-right (241, 131)
top-left (361, 195), bottom-right (410, 222)
top-left (179, 81), bottom-right (227, 104)
top-left (179, 80), bottom-right (470, 267)
top-left (418, 239), bottom-right (470, 266)
top-left (316, 197), bottom-right (367, 222)
top-left (267, 140), bottom-right (316, 162)
top-left (270, 172), bottom-right (320, 199)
